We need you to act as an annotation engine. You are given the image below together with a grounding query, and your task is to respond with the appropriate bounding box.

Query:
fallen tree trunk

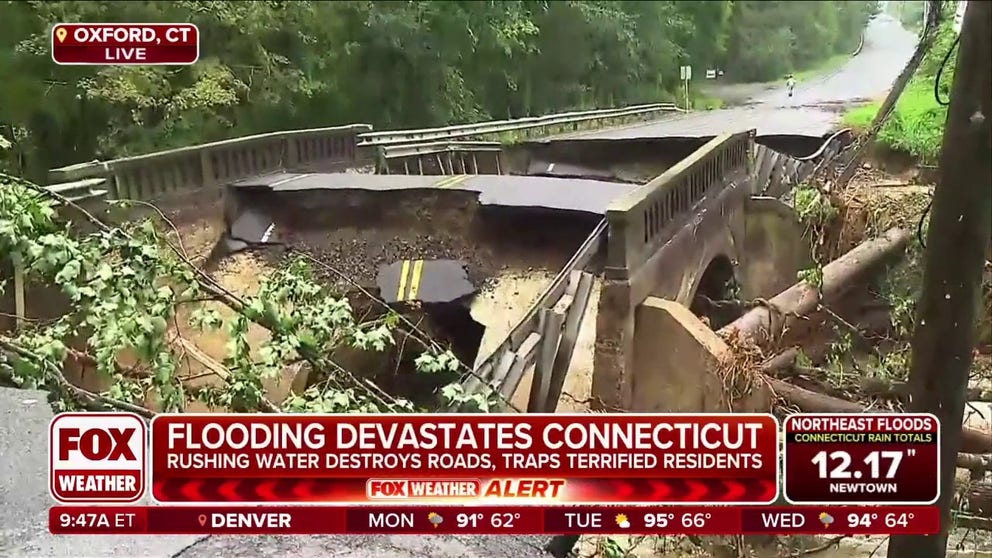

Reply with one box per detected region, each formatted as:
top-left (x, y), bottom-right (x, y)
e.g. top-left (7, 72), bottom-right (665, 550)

top-left (760, 308), bottom-right (895, 376)
top-left (722, 228), bottom-right (912, 346)
top-left (859, 377), bottom-right (992, 403)
top-left (957, 453), bottom-right (992, 474)
top-left (725, 229), bottom-right (992, 454)
top-left (957, 481), bottom-right (992, 518)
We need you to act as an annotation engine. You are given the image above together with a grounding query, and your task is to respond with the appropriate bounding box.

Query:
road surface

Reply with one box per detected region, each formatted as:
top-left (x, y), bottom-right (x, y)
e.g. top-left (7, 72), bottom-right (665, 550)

top-left (569, 16), bottom-right (917, 139)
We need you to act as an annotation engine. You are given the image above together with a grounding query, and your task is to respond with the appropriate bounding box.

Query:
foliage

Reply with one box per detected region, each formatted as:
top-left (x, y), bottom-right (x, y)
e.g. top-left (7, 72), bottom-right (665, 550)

top-left (888, 0), bottom-right (928, 30)
top-left (722, 1), bottom-right (879, 82)
top-left (0, 1), bottom-right (878, 181)
top-left (843, 2), bottom-right (959, 163)
top-left (0, 174), bottom-right (501, 414)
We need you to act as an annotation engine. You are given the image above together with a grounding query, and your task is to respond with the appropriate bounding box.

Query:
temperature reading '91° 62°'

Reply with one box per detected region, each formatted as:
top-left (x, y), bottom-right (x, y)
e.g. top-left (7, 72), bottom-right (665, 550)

top-left (456, 512), bottom-right (519, 530)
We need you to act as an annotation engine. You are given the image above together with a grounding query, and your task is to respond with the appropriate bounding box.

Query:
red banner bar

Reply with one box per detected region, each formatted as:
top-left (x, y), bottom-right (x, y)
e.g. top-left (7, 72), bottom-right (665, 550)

top-left (149, 413), bottom-right (779, 504)
top-left (49, 505), bottom-right (939, 536)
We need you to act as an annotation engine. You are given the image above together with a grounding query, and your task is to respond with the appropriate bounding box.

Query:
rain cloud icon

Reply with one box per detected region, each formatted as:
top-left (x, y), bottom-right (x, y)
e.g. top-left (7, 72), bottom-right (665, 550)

top-left (818, 512), bottom-right (834, 528)
top-left (428, 512), bottom-right (444, 528)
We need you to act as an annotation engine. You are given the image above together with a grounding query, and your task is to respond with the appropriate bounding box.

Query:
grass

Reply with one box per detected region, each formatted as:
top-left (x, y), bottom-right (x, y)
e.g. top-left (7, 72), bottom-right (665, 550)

top-left (692, 95), bottom-right (724, 111)
top-left (841, 17), bottom-right (958, 165)
top-left (842, 81), bottom-right (948, 164)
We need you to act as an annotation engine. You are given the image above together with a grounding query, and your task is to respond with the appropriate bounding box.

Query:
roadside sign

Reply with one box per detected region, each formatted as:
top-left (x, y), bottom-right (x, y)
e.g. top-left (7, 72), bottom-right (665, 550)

top-left (679, 65), bottom-right (692, 81)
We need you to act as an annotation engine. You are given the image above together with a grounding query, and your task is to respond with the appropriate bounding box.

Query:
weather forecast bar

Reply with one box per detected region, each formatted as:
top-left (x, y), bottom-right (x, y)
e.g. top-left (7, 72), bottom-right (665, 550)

top-left (49, 505), bottom-right (939, 536)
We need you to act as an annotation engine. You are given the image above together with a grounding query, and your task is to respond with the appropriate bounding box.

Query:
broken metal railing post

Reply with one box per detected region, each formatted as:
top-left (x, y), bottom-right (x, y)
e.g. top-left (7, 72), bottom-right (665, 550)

top-left (543, 271), bottom-right (595, 412)
top-left (527, 308), bottom-right (564, 413)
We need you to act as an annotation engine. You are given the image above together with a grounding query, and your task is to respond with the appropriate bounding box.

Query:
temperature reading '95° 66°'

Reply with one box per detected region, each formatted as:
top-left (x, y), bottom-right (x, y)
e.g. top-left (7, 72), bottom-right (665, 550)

top-left (813, 450), bottom-right (909, 480)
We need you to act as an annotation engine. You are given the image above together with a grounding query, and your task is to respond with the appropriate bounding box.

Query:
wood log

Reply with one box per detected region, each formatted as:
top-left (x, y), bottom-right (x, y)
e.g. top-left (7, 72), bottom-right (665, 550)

top-left (957, 453), bottom-right (992, 473)
top-left (719, 229), bottom-right (991, 454)
top-left (721, 228), bottom-right (912, 346)
top-left (760, 308), bottom-right (895, 376)
top-left (859, 377), bottom-right (992, 403)
top-left (953, 514), bottom-right (992, 531)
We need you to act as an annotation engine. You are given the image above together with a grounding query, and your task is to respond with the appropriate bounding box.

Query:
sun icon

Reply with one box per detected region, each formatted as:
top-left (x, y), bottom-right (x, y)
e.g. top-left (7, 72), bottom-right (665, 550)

top-left (615, 514), bottom-right (631, 529)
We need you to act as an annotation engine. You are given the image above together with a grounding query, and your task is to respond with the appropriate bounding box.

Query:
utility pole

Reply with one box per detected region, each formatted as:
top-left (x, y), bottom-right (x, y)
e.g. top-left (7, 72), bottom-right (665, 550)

top-left (886, 1), bottom-right (992, 557)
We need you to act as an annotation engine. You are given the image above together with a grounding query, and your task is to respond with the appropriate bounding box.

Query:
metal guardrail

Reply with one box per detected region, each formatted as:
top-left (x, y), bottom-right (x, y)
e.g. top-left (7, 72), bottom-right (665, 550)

top-left (359, 103), bottom-right (683, 147)
top-left (380, 141), bottom-right (503, 160)
top-left (754, 128), bottom-right (855, 198)
top-left (378, 141), bottom-right (504, 176)
top-left (44, 177), bottom-right (109, 203)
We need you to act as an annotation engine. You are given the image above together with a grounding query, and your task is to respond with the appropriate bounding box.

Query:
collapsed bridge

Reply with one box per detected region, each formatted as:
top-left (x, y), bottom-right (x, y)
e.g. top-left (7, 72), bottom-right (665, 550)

top-left (15, 106), bottom-right (855, 417)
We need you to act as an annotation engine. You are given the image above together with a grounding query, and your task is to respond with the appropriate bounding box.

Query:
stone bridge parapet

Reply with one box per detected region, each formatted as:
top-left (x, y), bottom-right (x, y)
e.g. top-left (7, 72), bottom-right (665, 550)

top-left (46, 124), bottom-right (370, 208)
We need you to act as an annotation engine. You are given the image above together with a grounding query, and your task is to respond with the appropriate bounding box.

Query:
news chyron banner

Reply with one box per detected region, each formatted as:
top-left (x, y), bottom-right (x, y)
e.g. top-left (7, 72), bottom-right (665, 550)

top-left (47, 412), bottom-right (943, 536)
top-left (50, 413), bottom-right (780, 506)
top-left (151, 414), bottom-right (779, 505)
top-left (51, 23), bottom-right (199, 65)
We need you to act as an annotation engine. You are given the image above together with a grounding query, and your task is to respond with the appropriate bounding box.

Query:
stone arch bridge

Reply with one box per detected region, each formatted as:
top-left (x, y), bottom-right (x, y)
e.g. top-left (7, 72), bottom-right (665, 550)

top-left (25, 113), bottom-right (852, 417)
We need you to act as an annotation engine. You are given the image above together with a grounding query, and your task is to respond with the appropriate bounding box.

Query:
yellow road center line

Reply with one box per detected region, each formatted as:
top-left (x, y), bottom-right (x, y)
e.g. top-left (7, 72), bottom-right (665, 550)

top-left (396, 260), bottom-right (411, 301)
top-left (408, 259), bottom-right (425, 300)
top-left (433, 175), bottom-right (461, 188)
top-left (435, 174), bottom-right (471, 189)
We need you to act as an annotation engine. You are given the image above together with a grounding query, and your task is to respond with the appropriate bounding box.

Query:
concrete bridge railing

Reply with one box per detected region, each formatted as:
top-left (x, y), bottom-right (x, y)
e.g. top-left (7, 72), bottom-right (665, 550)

top-left (604, 131), bottom-right (754, 280)
top-left (46, 124), bottom-right (371, 204)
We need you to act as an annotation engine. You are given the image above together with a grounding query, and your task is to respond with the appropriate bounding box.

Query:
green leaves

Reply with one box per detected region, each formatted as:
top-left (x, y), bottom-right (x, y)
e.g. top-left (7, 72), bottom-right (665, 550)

top-left (0, 0), bottom-right (879, 170)
top-left (723, 1), bottom-right (880, 82)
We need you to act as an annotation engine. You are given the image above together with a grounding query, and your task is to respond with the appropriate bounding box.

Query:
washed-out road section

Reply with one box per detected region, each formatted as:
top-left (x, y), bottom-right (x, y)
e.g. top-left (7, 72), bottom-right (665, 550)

top-left (567, 16), bottom-right (917, 139)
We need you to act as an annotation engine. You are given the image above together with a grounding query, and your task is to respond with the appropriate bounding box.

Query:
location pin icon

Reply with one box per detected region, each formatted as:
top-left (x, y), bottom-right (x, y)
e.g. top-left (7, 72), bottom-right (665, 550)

top-left (197, 514), bottom-right (207, 527)
top-left (55, 27), bottom-right (67, 43)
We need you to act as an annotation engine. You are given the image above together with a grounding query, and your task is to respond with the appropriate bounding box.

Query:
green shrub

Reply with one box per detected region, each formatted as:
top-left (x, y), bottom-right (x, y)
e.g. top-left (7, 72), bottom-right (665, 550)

top-left (841, 16), bottom-right (958, 164)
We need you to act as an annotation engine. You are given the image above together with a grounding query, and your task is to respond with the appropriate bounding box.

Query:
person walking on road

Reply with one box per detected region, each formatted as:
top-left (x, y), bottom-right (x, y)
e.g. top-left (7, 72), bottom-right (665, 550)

top-left (785, 74), bottom-right (796, 97)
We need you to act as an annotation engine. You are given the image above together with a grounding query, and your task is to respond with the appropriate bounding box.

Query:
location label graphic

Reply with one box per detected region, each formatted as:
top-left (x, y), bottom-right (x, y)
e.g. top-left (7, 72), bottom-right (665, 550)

top-left (782, 413), bottom-right (940, 505)
top-left (52, 23), bottom-right (199, 65)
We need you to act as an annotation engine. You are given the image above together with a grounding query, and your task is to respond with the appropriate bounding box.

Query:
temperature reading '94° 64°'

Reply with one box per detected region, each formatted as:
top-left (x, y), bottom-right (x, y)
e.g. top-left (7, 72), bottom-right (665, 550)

top-left (847, 512), bottom-right (916, 529)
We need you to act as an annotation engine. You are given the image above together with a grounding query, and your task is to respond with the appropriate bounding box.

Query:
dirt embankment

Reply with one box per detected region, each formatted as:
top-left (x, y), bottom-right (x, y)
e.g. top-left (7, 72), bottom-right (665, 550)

top-left (68, 188), bottom-right (603, 413)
